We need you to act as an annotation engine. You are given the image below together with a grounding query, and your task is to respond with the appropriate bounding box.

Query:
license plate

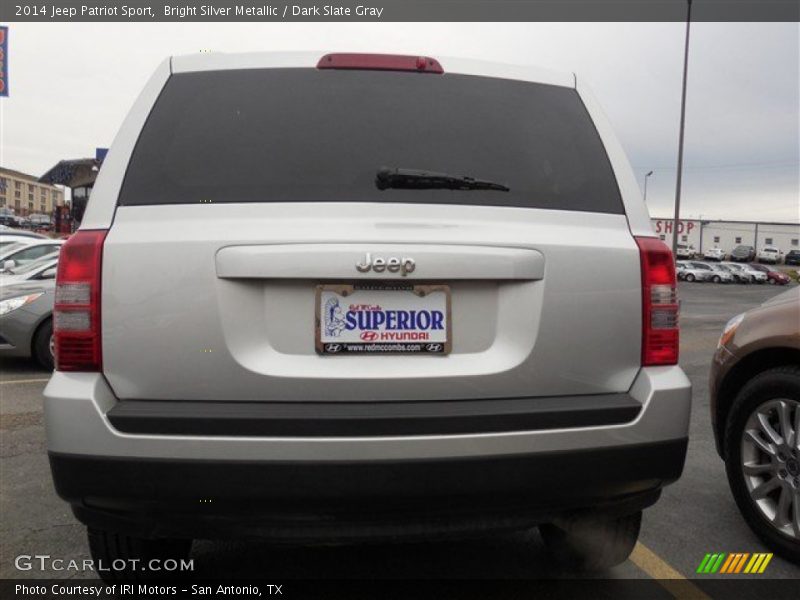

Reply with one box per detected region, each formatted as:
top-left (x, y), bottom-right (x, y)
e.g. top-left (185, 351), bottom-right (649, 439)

top-left (315, 283), bottom-right (451, 355)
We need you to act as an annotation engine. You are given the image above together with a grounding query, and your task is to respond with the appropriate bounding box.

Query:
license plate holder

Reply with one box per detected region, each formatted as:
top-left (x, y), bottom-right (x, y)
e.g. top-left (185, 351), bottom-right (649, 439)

top-left (315, 283), bottom-right (451, 355)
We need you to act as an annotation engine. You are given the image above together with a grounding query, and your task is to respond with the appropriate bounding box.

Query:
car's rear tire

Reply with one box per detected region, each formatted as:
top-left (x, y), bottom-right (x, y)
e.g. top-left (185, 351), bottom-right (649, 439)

top-left (723, 366), bottom-right (800, 564)
top-left (686, 274), bottom-right (695, 282)
top-left (87, 527), bottom-right (193, 582)
top-left (712, 276), bottom-right (721, 283)
top-left (768, 278), bottom-right (776, 285)
top-left (539, 511), bottom-right (641, 571)
top-left (32, 318), bottom-right (54, 370)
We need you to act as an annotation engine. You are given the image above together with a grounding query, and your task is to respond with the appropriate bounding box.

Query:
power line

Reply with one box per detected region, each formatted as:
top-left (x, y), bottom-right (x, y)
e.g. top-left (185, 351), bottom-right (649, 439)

top-left (634, 160), bottom-right (799, 172)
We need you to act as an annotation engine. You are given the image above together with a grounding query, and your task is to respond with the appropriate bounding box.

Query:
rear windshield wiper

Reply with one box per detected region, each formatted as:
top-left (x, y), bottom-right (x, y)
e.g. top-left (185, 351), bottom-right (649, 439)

top-left (376, 167), bottom-right (510, 192)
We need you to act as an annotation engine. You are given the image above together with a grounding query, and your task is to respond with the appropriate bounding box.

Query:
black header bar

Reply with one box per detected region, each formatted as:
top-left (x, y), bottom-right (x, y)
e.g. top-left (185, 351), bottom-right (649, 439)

top-left (2, 1), bottom-right (799, 23)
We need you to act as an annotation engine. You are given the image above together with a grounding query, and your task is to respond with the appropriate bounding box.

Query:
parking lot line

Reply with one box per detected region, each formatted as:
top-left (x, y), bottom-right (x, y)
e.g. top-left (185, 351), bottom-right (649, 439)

top-left (0, 377), bottom-right (50, 385)
top-left (630, 542), bottom-right (711, 599)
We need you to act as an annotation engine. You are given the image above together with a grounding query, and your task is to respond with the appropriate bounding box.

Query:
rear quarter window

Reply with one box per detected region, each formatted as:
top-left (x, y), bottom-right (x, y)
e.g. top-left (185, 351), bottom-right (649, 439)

top-left (118, 69), bottom-right (623, 214)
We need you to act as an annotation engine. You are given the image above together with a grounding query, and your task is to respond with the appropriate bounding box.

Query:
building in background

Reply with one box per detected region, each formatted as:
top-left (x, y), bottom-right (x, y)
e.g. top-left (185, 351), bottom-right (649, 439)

top-left (651, 217), bottom-right (800, 257)
top-left (0, 166), bottom-right (65, 216)
top-left (39, 149), bottom-right (107, 229)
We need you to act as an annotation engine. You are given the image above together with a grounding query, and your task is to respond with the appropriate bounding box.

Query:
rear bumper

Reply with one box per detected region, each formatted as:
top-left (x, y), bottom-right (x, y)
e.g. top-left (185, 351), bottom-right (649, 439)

top-left (44, 366), bottom-right (691, 539)
top-left (50, 440), bottom-right (684, 541)
top-left (105, 394), bottom-right (642, 437)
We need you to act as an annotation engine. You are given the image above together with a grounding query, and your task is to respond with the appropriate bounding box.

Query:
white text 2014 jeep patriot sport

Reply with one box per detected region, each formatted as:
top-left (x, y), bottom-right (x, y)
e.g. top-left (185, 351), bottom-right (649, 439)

top-left (45, 52), bottom-right (691, 575)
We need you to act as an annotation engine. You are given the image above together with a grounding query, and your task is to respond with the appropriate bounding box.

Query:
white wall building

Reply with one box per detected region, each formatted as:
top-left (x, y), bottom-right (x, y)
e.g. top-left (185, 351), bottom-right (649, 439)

top-left (650, 217), bottom-right (800, 257)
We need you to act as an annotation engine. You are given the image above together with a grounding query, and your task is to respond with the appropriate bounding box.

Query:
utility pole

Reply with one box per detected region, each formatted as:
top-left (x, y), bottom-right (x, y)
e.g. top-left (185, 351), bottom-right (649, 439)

top-left (672, 0), bottom-right (692, 258)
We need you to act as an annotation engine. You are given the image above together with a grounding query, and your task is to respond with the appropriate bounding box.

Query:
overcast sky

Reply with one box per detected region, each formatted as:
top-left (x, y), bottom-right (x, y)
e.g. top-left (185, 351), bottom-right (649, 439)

top-left (1, 22), bottom-right (798, 222)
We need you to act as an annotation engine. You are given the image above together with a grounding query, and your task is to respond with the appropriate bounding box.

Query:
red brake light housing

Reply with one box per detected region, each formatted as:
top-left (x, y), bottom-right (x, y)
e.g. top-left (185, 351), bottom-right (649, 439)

top-left (635, 236), bottom-right (679, 366)
top-left (317, 53), bottom-right (444, 74)
top-left (54, 230), bottom-right (108, 372)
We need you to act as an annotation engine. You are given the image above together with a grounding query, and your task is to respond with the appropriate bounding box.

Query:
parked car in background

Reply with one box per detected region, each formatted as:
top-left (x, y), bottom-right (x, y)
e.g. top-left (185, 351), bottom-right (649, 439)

top-left (713, 263), bottom-right (743, 282)
top-left (685, 261), bottom-right (720, 283)
top-left (0, 239), bottom-right (28, 253)
top-left (784, 250), bottom-right (800, 266)
top-left (44, 52), bottom-right (691, 576)
top-left (0, 254), bottom-right (59, 285)
top-left (741, 264), bottom-right (768, 284)
top-left (27, 214), bottom-right (53, 231)
top-left (0, 239), bottom-right (64, 271)
top-left (748, 263), bottom-right (791, 286)
top-left (709, 286), bottom-right (800, 562)
top-left (723, 262), bottom-right (767, 284)
top-left (706, 263), bottom-right (735, 283)
top-left (0, 280), bottom-right (55, 369)
top-left (0, 229), bottom-right (47, 251)
top-left (704, 247), bottom-right (726, 261)
top-left (730, 245), bottom-right (756, 262)
top-left (676, 244), bottom-right (696, 259)
top-left (677, 260), bottom-right (712, 282)
top-left (757, 246), bottom-right (783, 264)
top-left (721, 263), bottom-right (751, 284)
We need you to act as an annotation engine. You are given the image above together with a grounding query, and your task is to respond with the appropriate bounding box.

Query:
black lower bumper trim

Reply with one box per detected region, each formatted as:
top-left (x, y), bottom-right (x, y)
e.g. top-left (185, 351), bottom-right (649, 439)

top-left (106, 394), bottom-right (642, 437)
top-left (50, 438), bottom-right (687, 540)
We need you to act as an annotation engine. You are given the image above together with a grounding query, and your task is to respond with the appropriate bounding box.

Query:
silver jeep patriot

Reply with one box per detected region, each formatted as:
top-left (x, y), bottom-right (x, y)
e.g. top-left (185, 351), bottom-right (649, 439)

top-left (44, 52), bottom-right (691, 576)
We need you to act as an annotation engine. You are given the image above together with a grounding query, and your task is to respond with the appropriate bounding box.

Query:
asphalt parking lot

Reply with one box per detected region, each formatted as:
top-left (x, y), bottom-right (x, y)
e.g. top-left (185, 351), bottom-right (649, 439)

top-left (1, 282), bottom-right (798, 586)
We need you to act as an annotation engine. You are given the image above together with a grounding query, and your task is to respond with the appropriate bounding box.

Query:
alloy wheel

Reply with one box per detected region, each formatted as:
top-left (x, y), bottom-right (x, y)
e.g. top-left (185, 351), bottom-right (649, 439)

top-left (741, 399), bottom-right (800, 540)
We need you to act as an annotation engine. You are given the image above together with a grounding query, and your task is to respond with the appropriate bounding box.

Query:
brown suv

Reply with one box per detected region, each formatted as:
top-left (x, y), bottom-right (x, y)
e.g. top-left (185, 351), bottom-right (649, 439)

top-left (710, 286), bottom-right (800, 562)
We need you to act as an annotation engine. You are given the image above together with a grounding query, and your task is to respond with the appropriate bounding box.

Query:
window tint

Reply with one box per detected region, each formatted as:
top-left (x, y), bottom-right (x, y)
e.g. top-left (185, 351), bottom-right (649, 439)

top-left (119, 69), bottom-right (623, 214)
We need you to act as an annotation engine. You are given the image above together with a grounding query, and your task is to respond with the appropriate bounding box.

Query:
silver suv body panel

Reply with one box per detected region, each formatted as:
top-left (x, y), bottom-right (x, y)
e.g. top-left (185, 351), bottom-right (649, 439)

top-left (101, 204), bottom-right (641, 402)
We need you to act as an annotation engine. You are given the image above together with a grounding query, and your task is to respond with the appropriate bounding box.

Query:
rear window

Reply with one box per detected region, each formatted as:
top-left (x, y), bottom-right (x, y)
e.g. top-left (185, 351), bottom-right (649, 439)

top-left (118, 69), bottom-right (623, 213)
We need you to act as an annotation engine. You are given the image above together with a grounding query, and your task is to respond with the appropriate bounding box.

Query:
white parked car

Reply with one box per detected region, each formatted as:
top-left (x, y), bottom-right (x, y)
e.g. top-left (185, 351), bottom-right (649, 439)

top-left (704, 263), bottom-right (735, 283)
top-left (757, 246), bottom-right (782, 264)
top-left (675, 244), bottom-right (696, 259)
top-left (745, 266), bottom-right (769, 283)
top-left (703, 247), bottom-right (726, 261)
top-left (0, 254), bottom-right (59, 285)
top-left (0, 230), bottom-right (47, 251)
top-left (0, 239), bottom-right (64, 271)
top-left (722, 262), bottom-right (767, 284)
top-left (676, 260), bottom-right (713, 282)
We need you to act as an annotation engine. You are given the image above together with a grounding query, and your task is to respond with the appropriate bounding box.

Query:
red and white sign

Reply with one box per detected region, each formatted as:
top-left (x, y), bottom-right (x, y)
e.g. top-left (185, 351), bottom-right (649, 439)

top-left (653, 220), bottom-right (696, 235)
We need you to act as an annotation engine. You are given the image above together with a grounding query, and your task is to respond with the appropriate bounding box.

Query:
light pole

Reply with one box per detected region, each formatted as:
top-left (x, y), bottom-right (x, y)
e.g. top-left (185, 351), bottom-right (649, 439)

top-left (672, 0), bottom-right (692, 258)
top-left (643, 170), bottom-right (654, 202)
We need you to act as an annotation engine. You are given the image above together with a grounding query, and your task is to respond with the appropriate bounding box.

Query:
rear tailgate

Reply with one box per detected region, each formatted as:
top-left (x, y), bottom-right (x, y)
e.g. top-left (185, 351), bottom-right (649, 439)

top-left (102, 203), bottom-right (641, 402)
top-left (99, 63), bottom-right (642, 403)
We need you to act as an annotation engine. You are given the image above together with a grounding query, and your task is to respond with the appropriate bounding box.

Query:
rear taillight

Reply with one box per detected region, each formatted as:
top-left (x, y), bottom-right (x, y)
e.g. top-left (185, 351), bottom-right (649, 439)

top-left (54, 229), bottom-right (108, 372)
top-left (636, 236), bottom-right (679, 366)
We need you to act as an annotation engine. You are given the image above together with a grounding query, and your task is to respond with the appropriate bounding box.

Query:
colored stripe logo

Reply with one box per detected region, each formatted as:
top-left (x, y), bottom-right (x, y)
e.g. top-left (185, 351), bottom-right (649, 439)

top-left (696, 553), bottom-right (773, 574)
